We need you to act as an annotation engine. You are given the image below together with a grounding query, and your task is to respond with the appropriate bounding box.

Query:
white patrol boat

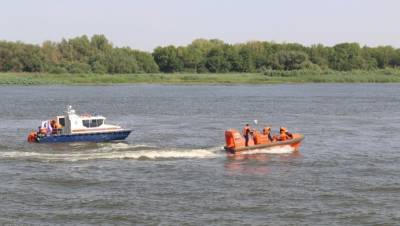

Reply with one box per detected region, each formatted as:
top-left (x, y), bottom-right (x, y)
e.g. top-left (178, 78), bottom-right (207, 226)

top-left (28, 106), bottom-right (131, 143)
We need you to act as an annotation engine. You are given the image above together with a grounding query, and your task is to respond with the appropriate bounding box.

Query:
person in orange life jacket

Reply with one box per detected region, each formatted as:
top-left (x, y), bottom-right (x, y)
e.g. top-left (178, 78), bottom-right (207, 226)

top-left (262, 127), bottom-right (273, 142)
top-left (278, 127), bottom-right (293, 141)
top-left (242, 124), bottom-right (251, 146)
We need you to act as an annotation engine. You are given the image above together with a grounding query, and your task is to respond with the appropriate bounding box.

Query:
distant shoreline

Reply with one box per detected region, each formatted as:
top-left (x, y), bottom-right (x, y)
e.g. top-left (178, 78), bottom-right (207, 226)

top-left (1, 70), bottom-right (400, 85)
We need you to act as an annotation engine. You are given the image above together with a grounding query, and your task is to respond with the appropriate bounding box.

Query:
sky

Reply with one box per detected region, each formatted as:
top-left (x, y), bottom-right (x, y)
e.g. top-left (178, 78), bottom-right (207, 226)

top-left (1, 0), bottom-right (399, 51)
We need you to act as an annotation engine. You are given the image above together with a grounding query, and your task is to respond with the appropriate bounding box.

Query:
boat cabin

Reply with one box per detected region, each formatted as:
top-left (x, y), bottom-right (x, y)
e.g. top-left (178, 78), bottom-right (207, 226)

top-left (49, 106), bottom-right (122, 135)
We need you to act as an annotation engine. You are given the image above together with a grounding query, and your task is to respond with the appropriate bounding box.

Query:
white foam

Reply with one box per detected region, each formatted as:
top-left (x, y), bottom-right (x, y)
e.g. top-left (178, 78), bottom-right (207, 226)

top-left (95, 143), bottom-right (155, 152)
top-left (241, 145), bottom-right (295, 155)
top-left (0, 145), bottom-right (224, 162)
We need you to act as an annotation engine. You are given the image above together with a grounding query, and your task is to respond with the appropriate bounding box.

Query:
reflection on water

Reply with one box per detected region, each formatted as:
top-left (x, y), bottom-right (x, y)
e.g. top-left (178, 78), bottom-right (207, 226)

top-left (225, 154), bottom-right (271, 175)
top-left (225, 150), bottom-right (302, 175)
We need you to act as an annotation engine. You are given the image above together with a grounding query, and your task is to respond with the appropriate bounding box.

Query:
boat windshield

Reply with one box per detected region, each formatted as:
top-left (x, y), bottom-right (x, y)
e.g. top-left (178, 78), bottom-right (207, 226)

top-left (82, 119), bottom-right (104, 128)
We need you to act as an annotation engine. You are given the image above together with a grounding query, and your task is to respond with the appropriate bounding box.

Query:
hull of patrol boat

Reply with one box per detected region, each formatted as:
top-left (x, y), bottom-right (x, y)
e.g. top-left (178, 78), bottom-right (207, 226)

top-left (35, 130), bottom-right (131, 143)
top-left (224, 134), bottom-right (304, 154)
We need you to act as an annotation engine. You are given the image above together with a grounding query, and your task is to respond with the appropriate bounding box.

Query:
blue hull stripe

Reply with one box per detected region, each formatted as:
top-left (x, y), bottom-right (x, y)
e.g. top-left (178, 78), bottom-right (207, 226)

top-left (37, 130), bottom-right (131, 143)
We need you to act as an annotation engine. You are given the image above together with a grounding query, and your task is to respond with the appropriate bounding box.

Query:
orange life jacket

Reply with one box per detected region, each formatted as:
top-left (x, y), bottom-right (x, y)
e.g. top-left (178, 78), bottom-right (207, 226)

top-left (279, 133), bottom-right (289, 141)
top-left (27, 132), bottom-right (37, 142)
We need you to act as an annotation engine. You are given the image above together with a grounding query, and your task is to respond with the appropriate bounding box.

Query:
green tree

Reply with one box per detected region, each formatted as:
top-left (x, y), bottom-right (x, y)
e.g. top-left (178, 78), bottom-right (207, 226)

top-left (107, 48), bottom-right (139, 74)
top-left (367, 46), bottom-right (397, 68)
top-left (152, 46), bottom-right (183, 73)
top-left (41, 41), bottom-right (62, 65)
top-left (90, 34), bottom-right (113, 53)
top-left (63, 62), bottom-right (91, 74)
top-left (0, 41), bottom-right (22, 71)
top-left (20, 44), bottom-right (45, 72)
top-left (131, 50), bottom-right (159, 73)
top-left (309, 44), bottom-right (332, 69)
top-left (269, 51), bottom-right (311, 70)
top-left (205, 46), bottom-right (231, 73)
top-left (329, 43), bottom-right (365, 71)
top-left (390, 49), bottom-right (400, 67)
top-left (181, 47), bottom-right (203, 72)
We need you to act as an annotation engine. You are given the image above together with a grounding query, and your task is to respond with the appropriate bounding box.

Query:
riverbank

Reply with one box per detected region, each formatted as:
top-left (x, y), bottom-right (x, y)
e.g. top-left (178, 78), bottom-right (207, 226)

top-left (1, 70), bottom-right (400, 85)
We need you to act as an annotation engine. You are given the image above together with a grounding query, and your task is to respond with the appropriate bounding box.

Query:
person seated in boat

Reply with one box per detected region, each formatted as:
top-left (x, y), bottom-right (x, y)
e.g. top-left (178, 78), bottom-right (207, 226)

top-left (50, 120), bottom-right (62, 134)
top-left (50, 120), bottom-right (55, 134)
top-left (262, 127), bottom-right (273, 142)
top-left (39, 126), bottom-right (47, 134)
top-left (50, 120), bottom-right (55, 129)
top-left (242, 123), bottom-right (251, 146)
top-left (277, 127), bottom-right (293, 141)
top-left (252, 129), bottom-right (261, 144)
top-left (283, 127), bottom-right (293, 139)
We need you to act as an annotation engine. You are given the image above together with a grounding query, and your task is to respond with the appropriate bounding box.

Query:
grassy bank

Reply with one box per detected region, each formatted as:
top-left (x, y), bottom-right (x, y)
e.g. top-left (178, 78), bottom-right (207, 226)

top-left (1, 69), bottom-right (400, 85)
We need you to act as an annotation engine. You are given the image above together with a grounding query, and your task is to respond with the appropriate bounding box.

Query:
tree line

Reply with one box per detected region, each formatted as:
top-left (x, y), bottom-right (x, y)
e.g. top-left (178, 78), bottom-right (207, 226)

top-left (1, 34), bottom-right (400, 74)
top-left (0, 35), bottom-right (158, 74)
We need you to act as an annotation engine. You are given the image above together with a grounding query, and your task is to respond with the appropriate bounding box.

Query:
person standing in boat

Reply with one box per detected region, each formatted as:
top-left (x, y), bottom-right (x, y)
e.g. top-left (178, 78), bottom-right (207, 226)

top-left (243, 124), bottom-right (251, 146)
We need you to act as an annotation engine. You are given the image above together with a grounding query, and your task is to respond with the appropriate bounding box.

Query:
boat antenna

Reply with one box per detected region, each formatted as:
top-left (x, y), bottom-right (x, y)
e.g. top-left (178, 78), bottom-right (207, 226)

top-left (66, 105), bottom-right (75, 114)
top-left (253, 119), bottom-right (258, 125)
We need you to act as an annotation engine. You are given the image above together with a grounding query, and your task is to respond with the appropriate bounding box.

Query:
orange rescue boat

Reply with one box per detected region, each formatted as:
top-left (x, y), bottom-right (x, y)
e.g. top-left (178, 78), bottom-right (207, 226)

top-left (224, 129), bottom-right (304, 154)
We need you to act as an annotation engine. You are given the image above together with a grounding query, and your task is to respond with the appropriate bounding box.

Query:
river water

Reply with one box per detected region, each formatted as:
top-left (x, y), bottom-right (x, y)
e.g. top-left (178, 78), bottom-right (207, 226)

top-left (0, 84), bottom-right (399, 225)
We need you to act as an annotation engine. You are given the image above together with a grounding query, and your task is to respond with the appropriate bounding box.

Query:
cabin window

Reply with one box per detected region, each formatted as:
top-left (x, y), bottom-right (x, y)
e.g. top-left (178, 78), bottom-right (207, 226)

top-left (97, 119), bottom-right (104, 126)
top-left (83, 120), bottom-right (90, 127)
top-left (82, 119), bottom-right (104, 128)
top-left (58, 117), bottom-right (65, 126)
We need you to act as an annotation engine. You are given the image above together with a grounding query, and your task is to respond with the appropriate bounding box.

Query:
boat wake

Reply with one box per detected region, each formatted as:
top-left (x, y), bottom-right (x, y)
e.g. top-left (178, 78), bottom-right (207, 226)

top-left (0, 143), bottom-right (224, 162)
top-left (240, 146), bottom-right (295, 155)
